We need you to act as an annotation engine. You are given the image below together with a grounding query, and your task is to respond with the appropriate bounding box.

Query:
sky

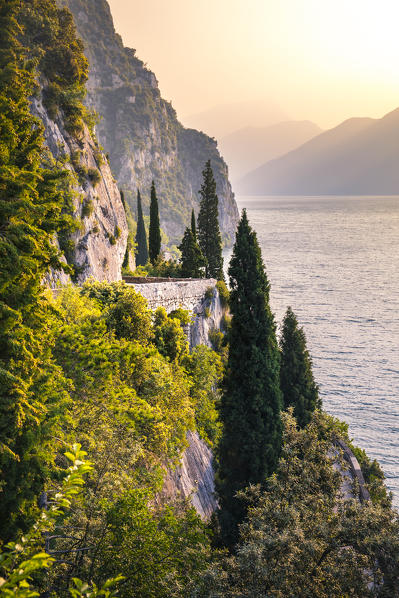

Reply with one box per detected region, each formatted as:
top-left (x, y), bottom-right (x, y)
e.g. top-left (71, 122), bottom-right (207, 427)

top-left (107, 0), bottom-right (399, 133)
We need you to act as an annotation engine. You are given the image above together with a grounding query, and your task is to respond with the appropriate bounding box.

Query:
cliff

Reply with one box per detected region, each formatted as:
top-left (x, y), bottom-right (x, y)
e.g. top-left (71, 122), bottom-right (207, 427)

top-left (125, 277), bottom-right (225, 517)
top-left (57, 0), bottom-right (239, 248)
top-left (32, 91), bottom-right (128, 285)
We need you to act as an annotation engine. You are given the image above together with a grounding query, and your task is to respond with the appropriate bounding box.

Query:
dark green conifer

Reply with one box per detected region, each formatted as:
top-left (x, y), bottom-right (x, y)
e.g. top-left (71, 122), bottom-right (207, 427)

top-left (134, 189), bottom-right (149, 267)
top-left (149, 181), bottom-right (161, 265)
top-left (280, 307), bottom-right (320, 427)
top-left (191, 208), bottom-right (197, 240)
top-left (197, 160), bottom-right (223, 280)
top-left (217, 210), bottom-right (282, 549)
top-left (178, 227), bottom-right (206, 278)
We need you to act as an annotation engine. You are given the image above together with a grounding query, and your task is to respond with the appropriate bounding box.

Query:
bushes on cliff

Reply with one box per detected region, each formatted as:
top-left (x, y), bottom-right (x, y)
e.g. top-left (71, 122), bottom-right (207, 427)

top-left (0, 0), bottom-right (74, 541)
top-left (193, 411), bottom-right (399, 597)
top-left (18, 0), bottom-right (90, 136)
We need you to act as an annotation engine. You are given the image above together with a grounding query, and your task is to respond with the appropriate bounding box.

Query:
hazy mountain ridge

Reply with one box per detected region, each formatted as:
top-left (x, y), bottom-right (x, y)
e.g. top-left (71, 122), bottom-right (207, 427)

top-left (220, 120), bottom-right (322, 183)
top-left (58, 0), bottom-right (239, 246)
top-left (238, 108), bottom-right (399, 195)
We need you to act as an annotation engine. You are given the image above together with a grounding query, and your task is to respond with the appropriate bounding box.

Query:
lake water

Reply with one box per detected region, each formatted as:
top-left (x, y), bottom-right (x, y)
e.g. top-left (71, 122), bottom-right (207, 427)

top-left (234, 196), bottom-right (399, 504)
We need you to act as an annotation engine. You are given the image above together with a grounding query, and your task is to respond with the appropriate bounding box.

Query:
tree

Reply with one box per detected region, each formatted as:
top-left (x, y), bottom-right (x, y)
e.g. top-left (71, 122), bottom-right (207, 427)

top-left (280, 306), bottom-right (320, 427)
top-left (149, 181), bottom-right (161, 265)
top-left (191, 208), bottom-right (197, 240)
top-left (193, 412), bottom-right (399, 597)
top-left (0, 0), bottom-right (71, 541)
top-left (178, 227), bottom-right (206, 278)
top-left (216, 210), bottom-right (282, 549)
top-left (197, 160), bottom-right (223, 280)
top-left (134, 189), bottom-right (149, 267)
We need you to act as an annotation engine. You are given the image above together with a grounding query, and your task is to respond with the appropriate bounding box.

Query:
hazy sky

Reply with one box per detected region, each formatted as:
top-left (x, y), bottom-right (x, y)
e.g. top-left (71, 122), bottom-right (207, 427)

top-left (107, 0), bottom-right (399, 131)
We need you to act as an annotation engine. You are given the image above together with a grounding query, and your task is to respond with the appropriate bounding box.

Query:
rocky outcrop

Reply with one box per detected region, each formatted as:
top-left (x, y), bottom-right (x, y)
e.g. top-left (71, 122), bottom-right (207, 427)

top-left (58, 0), bottom-right (239, 247)
top-left (162, 431), bottom-right (217, 521)
top-left (32, 91), bottom-right (128, 286)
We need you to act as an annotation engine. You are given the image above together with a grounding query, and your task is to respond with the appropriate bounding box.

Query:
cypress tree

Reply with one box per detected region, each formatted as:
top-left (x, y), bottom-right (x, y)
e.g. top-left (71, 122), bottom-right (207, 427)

top-left (191, 208), bottom-right (197, 240)
top-left (149, 181), bottom-right (161, 265)
top-left (178, 227), bottom-right (206, 278)
top-left (134, 189), bottom-right (149, 267)
top-left (280, 307), bottom-right (320, 427)
top-left (197, 160), bottom-right (223, 280)
top-left (217, 210), bottom-right (282, 549)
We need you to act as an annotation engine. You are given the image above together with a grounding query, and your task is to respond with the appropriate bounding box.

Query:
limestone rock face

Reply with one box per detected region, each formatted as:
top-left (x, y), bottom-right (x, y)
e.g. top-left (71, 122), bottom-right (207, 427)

top-left (32, 92), bottom-right (128, 286)
top-left (162, 431), bottom-right (217, 521)
top-left (58, 0), bottom-right (239, 247)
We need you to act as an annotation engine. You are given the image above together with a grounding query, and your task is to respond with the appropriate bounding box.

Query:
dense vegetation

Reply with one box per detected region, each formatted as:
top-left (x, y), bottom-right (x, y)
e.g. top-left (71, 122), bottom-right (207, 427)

top-left (1, 2), bottom-right (399, 597)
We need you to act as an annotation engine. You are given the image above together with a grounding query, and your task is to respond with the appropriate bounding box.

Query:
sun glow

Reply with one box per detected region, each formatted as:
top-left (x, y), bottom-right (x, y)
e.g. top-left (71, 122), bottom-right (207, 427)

top-left (108, 0), bottom-right (399, 129)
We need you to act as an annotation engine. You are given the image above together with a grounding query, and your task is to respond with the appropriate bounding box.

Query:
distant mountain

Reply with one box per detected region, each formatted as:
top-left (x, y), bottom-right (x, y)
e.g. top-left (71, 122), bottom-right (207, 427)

top-left (238, 108), bottom-right (399, 195)
top-left (219, 120), bottom-right (322, 184)
top-left (182, 100), bottom-right (288, 139)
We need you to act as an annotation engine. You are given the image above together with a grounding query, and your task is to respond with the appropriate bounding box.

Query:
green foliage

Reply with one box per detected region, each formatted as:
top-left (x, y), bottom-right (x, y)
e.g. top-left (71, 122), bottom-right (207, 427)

top-left (153, 307), bottom-right (188, 363)
top-left (351, 445), bottom-right (391, 506)
top-left (216, 209), bottom-right (282, 549)
top-left (182, 346), bottom-right (223, 447)
top-left (134, 189), bottom-right (149, 267)
top-left (87, 167), bottom-right (101, 187)
top-left (96, 490), bottom-right (210, 598)
top-left (82, 198), bottom-right (94, 218)
top-left (146, 256), bottom-right (182, 278)
top-left (194, 412), bottom-right (399, 597)
top-left (216, 280), bottom-right (229, 308)
top-left (0, 444), bottom-right (123, 598)
top-left (197, 161), bottom-right (223, 280)
top-left (179, 227), bottom-right (206, 278)
top-left (149, 181), bottom-right (161, 265)
top-left (106, 288), bottom-right (153, 344)
top-left (204, 287), bottom-right (214, 301)
top-left (80, 279), bottom-right (128, 308)
top-left (18, 0), bottom-right (89, 137)
top-left (191, 208), bottom-right (197, 240)
top-left (0, 0), bottom-right (75, 541)
top-left (280, 306), bottom-right (320, 427)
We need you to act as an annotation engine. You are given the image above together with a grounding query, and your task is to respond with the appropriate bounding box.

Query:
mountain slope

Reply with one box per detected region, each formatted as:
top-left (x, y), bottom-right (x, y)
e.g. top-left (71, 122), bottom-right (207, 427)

top-left (219, 120), bottom-right (322, 183)
top-left (183, 100), bottom-right (289, 139)
top-left (58, 0), bottom-right (239, 247)
top-left (237, 110), bottom-right (399, 195)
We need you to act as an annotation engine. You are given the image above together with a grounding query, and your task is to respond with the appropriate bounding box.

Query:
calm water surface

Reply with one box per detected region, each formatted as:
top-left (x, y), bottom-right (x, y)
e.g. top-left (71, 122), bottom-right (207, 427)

top-left (235, 196), bottom-right (399, 504)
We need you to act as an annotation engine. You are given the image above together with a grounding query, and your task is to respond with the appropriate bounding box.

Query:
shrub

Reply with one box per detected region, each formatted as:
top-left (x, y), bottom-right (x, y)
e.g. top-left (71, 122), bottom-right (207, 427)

top-left (81, 198), bottom-right (94, 218)
top-left (87, 167), bottom-right (101, 187)
top-left (216, 279), bottom-right (230, 308)
top-left (106, 288), bottom-right (152, 344)
top-left (205, 286), bottom-right (214, 301)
